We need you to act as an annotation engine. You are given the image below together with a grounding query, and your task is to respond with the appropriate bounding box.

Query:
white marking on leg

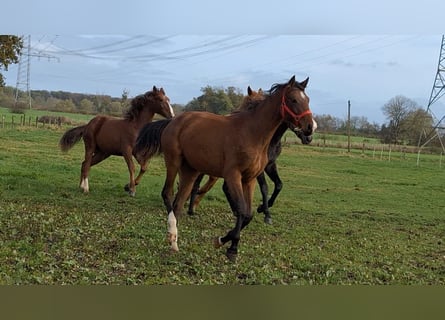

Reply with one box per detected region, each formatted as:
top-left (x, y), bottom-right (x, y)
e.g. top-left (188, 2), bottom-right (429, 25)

top-left (80, 178), bottom-right (89, 193)
top-left (84, 178), bottom-right (89, 193)
top-left (167, 211), bottom-right (179, 251)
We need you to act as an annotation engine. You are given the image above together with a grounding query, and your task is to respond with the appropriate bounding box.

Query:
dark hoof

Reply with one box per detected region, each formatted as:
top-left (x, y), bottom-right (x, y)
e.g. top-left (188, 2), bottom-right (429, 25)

top-left (225, 249), bottom-right (237, 262)
top-left (124, 184), bottom-right (130, 192)
top-left (187, 210), bottom-right (195, 216)
top-left (264, 216), bottom-right (272, 225)
top-left (257, 205), bottom-right (264, 213)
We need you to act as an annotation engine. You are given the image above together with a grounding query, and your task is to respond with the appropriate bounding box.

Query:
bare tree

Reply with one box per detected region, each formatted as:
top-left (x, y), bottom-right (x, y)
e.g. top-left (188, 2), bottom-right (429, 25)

top-left (382, 95), bottom-right (418, 144)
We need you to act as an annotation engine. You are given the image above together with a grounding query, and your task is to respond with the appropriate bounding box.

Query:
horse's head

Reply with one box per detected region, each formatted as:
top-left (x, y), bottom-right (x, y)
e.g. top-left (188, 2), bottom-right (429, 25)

top-left (281, 75), bottom-right (314, 137)
top-left (148, 86), bottom-right (175, 119)
top-left (237, 86), bottom-right (265, 111)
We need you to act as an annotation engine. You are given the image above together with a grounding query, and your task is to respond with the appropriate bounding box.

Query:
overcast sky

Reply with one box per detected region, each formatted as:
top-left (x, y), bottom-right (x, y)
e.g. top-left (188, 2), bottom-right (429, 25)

top-left (2, 0), bottom-right (445, 124)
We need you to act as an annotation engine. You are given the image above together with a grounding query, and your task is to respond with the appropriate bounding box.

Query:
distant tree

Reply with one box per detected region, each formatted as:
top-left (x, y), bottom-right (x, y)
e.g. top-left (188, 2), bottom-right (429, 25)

top-left (315, 114), bottom-right (341, 132)
top-left (109, 101), bottom-right (123, 115)
top-left (55, 99), bottom-right (75, 112)
top-left (382, 95), bottom-right (418, 144)
top-left (79, 98), bottom-right (94, 114)
top-left (121, 89), bottom-right (130, 111)
top-left (226, 86), bottom-right (244, 109)
top-left (184, 85), bottom-right (238, 114)
top-left (0, 35), bottom-right (23, 86)
top-left (402, 108), bottom-right (433, 145)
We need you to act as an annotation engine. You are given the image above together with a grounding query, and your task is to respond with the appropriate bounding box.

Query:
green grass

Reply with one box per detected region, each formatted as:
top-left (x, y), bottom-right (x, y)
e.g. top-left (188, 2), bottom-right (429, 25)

top-left (1, 126), bottom-right (444, 284)
top-left (0, 106), bottom-right (94, 126)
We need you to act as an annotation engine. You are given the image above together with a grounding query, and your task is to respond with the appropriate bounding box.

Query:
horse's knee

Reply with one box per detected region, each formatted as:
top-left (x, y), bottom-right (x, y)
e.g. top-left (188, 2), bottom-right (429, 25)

top-left (276, 180), bottom-right (283, 192)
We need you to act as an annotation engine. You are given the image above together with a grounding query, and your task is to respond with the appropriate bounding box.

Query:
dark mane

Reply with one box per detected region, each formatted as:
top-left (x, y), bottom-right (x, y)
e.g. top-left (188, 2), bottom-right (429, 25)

top-left (124, 91), bottom-right (153, 121)
top-left (267, 80), bottom-right (305, 96)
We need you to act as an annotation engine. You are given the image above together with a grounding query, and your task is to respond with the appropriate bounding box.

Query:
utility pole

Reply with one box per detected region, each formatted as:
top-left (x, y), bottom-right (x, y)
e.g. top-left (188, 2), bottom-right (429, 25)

top-left (347, 100), bottom-right (351, 153)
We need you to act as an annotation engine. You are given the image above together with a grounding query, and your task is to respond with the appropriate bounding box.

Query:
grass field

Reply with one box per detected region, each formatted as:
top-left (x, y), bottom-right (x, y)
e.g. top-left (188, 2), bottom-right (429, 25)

top-left (1, 125), bottom-right (444, 284)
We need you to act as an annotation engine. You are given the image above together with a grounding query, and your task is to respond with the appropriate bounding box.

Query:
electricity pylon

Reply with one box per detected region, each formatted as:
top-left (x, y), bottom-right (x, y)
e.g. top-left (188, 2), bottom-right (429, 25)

top-left (417, 34), bottom-right (445, 156)
top-left (14, 35), bottom-right (59, 109)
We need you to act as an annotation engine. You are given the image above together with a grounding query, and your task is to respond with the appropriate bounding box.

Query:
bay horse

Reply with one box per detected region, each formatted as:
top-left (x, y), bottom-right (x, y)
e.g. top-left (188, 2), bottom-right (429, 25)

top-left (188, 88), bottom-right (317, 225)
top-left (59, 86), bottom-right (174, 196)
top-left (135, 76), bottom-right (313, 261)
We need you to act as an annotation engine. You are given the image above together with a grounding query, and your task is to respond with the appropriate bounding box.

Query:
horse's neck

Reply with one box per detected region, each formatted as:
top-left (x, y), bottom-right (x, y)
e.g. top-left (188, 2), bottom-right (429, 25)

top-left (247, 95), bottom-right (283, 144)
top-left (270, 123), bottom-right (288, 146)
top-left (134, 110), bottom-right (155, 128)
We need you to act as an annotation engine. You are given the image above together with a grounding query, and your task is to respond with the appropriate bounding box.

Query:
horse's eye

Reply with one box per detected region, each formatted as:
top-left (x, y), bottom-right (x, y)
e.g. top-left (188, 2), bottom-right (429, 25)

top-left (291, 99), bottom-right (298, 103)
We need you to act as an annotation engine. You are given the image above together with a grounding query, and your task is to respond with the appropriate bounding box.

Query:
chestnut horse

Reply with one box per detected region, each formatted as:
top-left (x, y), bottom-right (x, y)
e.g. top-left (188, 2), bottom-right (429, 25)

top-left (188, 88), bottom-right (317, 224)
top-left (135, 76), bottom-right (313, 261)
top-left (59, 86), bottom-right (174, 196)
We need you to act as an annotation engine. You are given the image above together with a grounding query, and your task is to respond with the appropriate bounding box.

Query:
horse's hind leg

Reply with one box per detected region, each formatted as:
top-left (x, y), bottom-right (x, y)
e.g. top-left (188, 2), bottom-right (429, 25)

top-left (187, 173), bottom-right (205, 215)
top-left (164, 161), bottom-right (199, 253)
top-left (80, 147), bottom-right (94, 193)
top-left (80, 150), bottom-right (109, 193)
top-left (188, 175), bottom-right (218, 215)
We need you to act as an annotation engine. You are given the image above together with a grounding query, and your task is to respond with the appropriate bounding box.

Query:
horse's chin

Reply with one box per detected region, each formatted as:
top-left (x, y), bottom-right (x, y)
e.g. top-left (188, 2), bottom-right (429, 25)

top-left (294, 128), bottom-right (313, 145)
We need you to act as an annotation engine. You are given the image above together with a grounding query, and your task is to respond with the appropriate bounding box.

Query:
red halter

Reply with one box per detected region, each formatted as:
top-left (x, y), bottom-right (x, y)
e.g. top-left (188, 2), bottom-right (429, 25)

top-left (280, 93), bottom-right (312, 125)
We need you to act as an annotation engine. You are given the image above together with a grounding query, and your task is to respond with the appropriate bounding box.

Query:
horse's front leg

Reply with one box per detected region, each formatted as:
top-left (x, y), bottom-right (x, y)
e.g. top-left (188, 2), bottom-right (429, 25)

top-left (264, 162), bottom-right (282, 210)
top-left (123, 152), bottom-right (136, 196)
top-left (216, 178), bottom-right (255, 262)
top-left (255, 172), bottom-right (272, 224)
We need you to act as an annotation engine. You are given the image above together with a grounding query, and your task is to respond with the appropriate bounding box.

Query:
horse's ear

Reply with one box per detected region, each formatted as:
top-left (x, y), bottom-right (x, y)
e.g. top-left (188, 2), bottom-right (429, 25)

top-left (288, 75), bottom-right (296, 87)
top-left (300, 77), bottom-right (309, 89)
top-left (152, 85), bottom-right (158, 93)
top-left (160, 87), bottom-right (165, 95)
top-left (247, 86), bottom-right (253, 96)
top-left (258, 88), bottom-right (263, 94)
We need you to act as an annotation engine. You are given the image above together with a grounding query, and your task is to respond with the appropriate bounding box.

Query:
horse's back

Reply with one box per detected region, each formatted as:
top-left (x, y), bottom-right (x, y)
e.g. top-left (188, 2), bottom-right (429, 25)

top-left (162, 111), bottom-right (263, 178)
top-left (85, 115), bottom-right (135, 154)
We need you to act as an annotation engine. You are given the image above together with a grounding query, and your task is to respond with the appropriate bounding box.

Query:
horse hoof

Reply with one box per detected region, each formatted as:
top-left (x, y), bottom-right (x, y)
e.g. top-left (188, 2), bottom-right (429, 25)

top-left (225, 250), bottom-right (237, 262)
top-left (128, 191), bottom-right (135, 197)
top-left (124, 184), bottom-right (130, 192)
top-left (264, 216), bottom-right (272, 225)
top-left (187, 210), bottom-right (195, 216)
top-left (257, 205), bottom-right (264, 213)
top-left (213, 237), bottom-right (223, 248)
top-left (171, 242), bottom-right (179, 252)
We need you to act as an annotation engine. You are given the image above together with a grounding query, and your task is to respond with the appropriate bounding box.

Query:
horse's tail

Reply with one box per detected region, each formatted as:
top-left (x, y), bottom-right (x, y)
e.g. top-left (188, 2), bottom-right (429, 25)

top-left (134, 119), bottom-right (172, 162)
top-left (59, 125), bottom-right (86, 152)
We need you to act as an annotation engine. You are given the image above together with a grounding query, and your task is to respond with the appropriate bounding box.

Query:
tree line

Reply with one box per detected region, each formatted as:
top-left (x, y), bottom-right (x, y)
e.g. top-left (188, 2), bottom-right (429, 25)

top-left (0, 84), bottom-right (441, 149)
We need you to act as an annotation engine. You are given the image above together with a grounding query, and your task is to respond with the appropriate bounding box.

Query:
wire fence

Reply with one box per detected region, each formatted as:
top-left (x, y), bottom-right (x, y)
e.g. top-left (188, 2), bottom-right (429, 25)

top-left (1, 114), bottom-right (67, 129)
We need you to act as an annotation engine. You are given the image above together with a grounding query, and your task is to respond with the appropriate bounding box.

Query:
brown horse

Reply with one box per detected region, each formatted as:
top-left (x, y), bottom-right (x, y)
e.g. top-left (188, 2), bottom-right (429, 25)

top-left (59, 86), bottom-right (174, 196)
top-left (135, 76), bottom-right (313, 261)
top-left (188, 88), bottom-right (317, 224)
